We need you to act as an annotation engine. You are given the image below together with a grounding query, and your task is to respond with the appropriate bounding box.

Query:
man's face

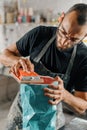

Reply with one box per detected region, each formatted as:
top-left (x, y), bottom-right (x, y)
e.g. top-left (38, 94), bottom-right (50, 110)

top-left (56, 11), bottom-right (87, 51)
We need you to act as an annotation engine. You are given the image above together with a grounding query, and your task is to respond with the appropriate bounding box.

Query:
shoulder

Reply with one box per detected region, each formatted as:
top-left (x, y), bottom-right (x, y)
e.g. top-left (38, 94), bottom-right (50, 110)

top-left (76, 42), bottom-right (87, 70)
top-left (34, 25), bottom-right (57, 31)
top-left (29, 25), bottom-right (57, 36)
top-left (77, 42), bottom-right (87, 60)
top-left (73, 43), bottom-right (87, 92)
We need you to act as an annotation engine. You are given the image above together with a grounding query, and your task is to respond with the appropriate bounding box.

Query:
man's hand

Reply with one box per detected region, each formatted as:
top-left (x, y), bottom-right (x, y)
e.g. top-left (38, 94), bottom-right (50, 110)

top-left (10, 58), bottom-right (34, 76)
top-left (44, 76), bottom-right (66, 105)
top-left (44, 76), bottom-right (87, 114)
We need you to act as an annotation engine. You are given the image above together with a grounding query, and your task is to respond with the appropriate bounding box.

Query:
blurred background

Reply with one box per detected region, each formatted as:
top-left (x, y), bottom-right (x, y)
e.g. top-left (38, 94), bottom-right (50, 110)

top-left (0, 0), bottom-right (87, 130)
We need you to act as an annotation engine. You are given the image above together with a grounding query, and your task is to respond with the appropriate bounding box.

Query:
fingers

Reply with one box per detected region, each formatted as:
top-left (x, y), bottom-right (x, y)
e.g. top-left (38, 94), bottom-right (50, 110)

top-left (44, 87), bottom-right (63, 105)
top-left (11, 64), bottom-right (20, 76)
top-left (10, 58), bottom-right (34, 76)
top-left (20, 58), bottom-right (34, 72)
top-left (19, 59), bottom-right (28, 72)
top-left (54, 76), bottom-right (63, 85)
top-left (44, 87), bottom-right (61, 95)
top-left (44, 88), bottom-right (62, 97)
top-left (25, 59), bottom-right (34, 72)
top-left (44, 76), bottom-right (65, 105)
top-left (44, 88), bottom-right (62, 105)
top-left (10, 62), bottom-right (20, 76)
top-left (45, 92), bottom-right (61, 99)
top-left (49, 98), bottom-right (61, 105)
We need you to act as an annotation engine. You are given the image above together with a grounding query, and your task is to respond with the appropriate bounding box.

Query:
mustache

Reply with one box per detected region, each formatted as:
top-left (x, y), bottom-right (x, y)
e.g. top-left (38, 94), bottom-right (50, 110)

top-left (56, 37), bottom-right (73, 50)
top-left (56, 40), bottom-right (73, 51)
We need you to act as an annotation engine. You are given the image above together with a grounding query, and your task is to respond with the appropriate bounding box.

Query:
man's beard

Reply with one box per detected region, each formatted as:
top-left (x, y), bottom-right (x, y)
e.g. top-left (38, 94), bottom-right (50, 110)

top-left (56, 36), bottom-right (74, 51)
top-left (56, 43), bottom-right (73, 51)
top-left (56, 40), bottom-right (73, 52)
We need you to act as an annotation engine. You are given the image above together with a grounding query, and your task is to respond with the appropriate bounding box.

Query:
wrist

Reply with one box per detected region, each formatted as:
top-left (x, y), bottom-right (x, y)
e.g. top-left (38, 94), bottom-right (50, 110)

top-left (11, 57), bottom-right (20, 66)
top-left (63, 89), bottom-right (69, 103)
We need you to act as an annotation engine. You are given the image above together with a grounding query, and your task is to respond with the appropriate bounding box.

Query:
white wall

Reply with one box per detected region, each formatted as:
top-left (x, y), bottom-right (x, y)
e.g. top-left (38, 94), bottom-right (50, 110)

top-left (0, 0), bottom-right (86, 13)
top-left (18, 0), bottom-right (87, 12)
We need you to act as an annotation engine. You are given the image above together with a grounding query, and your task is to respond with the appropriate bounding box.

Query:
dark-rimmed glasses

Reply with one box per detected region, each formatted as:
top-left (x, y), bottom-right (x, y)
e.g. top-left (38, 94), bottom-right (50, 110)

top-left (57, 28), bottom-right (86, 46)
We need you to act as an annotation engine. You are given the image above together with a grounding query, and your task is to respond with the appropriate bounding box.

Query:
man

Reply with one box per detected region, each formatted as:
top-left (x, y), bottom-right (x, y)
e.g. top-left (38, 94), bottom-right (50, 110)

top-left (0, 3), bottom-right (87, 130)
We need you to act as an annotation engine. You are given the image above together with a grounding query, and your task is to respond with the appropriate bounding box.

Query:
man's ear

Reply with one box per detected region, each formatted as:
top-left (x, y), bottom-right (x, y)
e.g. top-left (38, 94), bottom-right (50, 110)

top-left (58, 12), bottom-right (65, 23)
top-left (85, 34), bottom-right (87, 37)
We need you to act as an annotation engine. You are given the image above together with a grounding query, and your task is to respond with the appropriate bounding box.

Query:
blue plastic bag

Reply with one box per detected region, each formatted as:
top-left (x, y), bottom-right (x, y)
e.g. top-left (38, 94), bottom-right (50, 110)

top-left (20, 83), bottom-right (57, 130)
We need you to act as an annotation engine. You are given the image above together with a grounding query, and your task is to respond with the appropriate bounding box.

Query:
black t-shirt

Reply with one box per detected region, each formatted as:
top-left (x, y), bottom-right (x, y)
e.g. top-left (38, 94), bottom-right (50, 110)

top-left (16, 26), bottom-right (87, 92)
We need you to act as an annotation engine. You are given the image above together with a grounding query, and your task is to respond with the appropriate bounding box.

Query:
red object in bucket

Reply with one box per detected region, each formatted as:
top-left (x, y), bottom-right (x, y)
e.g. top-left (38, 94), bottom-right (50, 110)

top-left (40, 76), bottom-right (56, 84)
top-left (12, 69), bottom-right (57, 84)
top-left (18, 69), bottom-right (38, 79)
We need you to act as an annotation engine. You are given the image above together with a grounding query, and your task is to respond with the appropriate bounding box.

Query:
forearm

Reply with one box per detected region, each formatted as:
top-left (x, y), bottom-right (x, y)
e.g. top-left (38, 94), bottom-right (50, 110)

top-left (64, 90), bottom-right (87, 114)
top-left (45, 77), bottom-right (87, 114)
top-left (0, 49), bottom-right (20, 67)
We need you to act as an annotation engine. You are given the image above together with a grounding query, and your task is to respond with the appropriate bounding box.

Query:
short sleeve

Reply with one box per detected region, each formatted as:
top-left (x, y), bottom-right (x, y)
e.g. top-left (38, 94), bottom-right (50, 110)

top-left (75, 57), bottom-right (87, 92)
top-left (16, 26), bottom-right (42, 57)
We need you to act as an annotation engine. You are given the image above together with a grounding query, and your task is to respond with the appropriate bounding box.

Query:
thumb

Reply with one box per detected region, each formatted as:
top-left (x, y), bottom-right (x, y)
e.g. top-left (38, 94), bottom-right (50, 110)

top-left (54, 76), bottom-right (63, 84)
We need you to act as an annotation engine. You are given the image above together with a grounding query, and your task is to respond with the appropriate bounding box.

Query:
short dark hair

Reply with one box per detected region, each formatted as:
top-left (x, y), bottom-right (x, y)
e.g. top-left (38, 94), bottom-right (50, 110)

top-left (67, 3), bottom-right (87, 25)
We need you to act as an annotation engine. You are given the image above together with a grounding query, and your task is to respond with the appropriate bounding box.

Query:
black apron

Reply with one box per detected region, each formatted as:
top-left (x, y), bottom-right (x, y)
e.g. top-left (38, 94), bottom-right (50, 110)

top-left (31, 35), bottom-right (77, 89)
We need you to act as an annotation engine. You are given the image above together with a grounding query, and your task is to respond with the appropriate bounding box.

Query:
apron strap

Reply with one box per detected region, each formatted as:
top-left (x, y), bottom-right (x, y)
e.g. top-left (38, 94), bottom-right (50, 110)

top-left (63, 45), bottom-right (77, 86)
top-left (65, 45), bottom-right (77, 76)
top-left (32, 32), bottom-right (77, 88)
top-left (33, 35), bottom-right (56, 63)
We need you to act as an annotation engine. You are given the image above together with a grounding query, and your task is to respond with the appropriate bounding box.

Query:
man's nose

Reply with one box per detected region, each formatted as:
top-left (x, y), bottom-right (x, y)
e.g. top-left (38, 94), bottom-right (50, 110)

top-left (61, 37), bottom-right (68, 46)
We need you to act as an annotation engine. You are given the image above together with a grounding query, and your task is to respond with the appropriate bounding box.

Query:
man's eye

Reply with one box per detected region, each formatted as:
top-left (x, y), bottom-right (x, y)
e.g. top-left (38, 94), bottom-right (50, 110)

top-left (70, 38), bottom-right (75, 41)
top-left (70, 38), bottom-right (78, 42)
top-left (60, 30), bottom-right (66, 35)
top-left (60, 30), bottom-right (66, 37)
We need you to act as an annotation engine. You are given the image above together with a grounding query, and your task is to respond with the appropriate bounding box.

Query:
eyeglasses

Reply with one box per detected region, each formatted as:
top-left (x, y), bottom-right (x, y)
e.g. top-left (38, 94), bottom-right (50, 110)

top-left (57, 28), bottom-right (85, 46)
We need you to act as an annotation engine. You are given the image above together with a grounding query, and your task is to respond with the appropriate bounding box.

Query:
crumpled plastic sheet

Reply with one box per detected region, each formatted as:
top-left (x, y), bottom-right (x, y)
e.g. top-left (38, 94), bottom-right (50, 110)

top-left (20, 83), bottom-right (57, 130)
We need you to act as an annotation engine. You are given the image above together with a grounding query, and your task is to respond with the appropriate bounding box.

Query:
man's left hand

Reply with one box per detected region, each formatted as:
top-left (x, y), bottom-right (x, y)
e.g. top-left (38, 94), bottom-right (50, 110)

top-left (44, 76), bottom-right (66, 105)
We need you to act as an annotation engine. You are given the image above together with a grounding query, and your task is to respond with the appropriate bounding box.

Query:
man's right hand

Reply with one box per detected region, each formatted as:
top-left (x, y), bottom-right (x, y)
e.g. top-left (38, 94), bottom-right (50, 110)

top-left (10, 58), bottom-right (34, 76)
